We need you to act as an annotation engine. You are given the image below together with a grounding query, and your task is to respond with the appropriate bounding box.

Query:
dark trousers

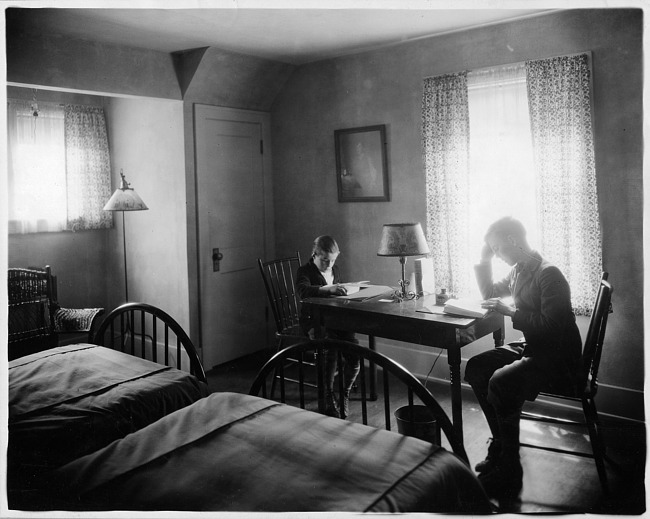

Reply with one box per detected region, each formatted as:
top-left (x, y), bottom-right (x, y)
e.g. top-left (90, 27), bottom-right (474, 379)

top-left (302, 325), bottom-right (361, 393)
top-left (323, 329), bottom-right (360, 393)
top-left (465, 347), bottom-right (547, 459)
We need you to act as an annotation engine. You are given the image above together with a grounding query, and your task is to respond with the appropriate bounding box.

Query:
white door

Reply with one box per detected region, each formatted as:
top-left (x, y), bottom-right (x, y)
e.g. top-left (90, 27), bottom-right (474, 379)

top-left (194, 105), bottom-right (270, 369)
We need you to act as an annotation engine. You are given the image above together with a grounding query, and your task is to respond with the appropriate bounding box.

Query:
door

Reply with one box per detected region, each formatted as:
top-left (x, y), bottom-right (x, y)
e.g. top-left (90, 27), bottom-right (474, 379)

top-left (194, 105), bottom-right (270, 369)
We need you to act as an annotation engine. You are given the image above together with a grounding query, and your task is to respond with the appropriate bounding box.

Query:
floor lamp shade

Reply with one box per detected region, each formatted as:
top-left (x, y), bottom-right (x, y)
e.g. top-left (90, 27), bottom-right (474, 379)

top-left (377, 223), bottom-right (430, 301)
top-left (104, 170), bottom-right (148, 302)
top-left (103, 170), bottom-right (149, 212)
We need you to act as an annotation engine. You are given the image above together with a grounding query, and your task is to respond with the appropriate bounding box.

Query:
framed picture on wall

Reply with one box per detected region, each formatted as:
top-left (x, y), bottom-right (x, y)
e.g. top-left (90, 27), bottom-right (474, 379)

top-left (335, 124), bottom-right (389, 202)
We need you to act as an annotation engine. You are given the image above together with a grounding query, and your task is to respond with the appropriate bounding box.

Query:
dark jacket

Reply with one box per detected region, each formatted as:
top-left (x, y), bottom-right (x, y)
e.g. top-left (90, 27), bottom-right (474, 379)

top-left (475, 251), bottom-right (582, 395)
top-left (296, 258), bottom-right (342, 329)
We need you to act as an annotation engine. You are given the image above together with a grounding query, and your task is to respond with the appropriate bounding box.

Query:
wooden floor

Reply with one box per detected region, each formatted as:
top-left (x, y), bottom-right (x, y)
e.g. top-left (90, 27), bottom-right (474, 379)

top-left (207, 348), bottom-right (646, 515)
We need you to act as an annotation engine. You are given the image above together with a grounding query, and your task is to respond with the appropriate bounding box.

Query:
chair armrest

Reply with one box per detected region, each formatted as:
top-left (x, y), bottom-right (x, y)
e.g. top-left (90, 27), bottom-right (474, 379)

top-left (54, 307), bottom-right (105, 333)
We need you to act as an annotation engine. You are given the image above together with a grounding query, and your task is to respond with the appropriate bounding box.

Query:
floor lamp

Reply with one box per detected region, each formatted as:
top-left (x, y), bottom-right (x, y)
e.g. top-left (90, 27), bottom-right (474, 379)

top-left (103, 169), bottom-right (148, 302)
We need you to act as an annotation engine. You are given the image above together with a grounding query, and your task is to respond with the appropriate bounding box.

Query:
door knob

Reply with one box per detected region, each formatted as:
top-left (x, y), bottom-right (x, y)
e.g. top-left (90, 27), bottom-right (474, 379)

top-left (212, 248), bottom-right (223, 272)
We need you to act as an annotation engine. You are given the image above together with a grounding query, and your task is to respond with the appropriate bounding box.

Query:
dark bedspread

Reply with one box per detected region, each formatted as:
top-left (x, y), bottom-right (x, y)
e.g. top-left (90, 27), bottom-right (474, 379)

top-left (8, 344), bottom-right (209, 508)
top-left (52, 392), bottom-right (492, 513)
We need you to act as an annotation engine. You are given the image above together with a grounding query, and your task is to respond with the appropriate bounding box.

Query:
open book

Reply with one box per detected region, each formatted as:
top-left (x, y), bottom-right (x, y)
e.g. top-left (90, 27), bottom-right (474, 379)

top-left (323, 281), bottom-right (370, 295)
top-left (442, 299), bottom-right (489, 318)
top-left (336, 284), bottom-right (393, 301)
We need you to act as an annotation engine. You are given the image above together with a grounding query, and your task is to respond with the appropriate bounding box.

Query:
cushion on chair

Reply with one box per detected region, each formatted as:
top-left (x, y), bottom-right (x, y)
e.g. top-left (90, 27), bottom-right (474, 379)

top-left (54, 308), bottom-right (104, 333)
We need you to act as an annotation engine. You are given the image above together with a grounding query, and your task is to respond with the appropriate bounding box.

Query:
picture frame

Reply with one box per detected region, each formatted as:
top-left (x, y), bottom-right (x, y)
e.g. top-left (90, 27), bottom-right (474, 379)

top-left (335, 124), bottom-right (389, 202)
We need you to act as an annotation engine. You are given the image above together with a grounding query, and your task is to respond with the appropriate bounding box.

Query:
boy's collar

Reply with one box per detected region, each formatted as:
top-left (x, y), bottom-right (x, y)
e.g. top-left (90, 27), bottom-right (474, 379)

top-left (515, 250), bottom-right (542, 273)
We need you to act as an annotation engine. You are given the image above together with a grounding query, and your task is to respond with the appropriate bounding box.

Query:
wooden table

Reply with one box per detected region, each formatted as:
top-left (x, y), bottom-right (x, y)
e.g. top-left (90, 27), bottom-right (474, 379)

top-left (302, 293), bottom-right (504, 446)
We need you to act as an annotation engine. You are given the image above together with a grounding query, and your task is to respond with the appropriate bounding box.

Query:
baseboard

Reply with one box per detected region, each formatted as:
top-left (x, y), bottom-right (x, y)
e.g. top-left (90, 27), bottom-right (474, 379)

top-left (359, 337), bottom-right (644, 424)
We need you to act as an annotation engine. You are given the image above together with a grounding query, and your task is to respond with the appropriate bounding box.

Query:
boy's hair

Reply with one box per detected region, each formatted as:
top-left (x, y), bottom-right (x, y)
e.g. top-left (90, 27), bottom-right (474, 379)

top-left (485, 216), bottom-right (527, 241)
top-left (312, 235), bottom-right (340, 257)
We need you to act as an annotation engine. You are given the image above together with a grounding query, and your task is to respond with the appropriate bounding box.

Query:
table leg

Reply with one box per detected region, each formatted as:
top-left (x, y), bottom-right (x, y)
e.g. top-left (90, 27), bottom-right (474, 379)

top-left (368, 335), bottom-right (377, 400)
top-left (447, 344), bottom-right (464, 446)
top-left (493, 324), bottom-right (504, 346)
top-left (312, 307), bottom-right (325, 413)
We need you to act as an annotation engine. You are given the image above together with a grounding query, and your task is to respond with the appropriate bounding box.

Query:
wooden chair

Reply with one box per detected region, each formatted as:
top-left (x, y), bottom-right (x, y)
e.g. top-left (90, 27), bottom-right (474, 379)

top-left (92, 302), bottom-right (207, 385)
top-left (8, 266), bottom-right (104, 361)
top-left (520, 272), bottom-right (613, 492)
top-left (249, 338), bottom-right (469, 464)
top-left (258, 252), bottom-right (317, 388)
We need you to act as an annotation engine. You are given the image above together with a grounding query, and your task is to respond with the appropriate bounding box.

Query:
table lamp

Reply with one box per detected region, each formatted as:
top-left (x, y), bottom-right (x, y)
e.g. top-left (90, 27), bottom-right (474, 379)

top-left (377, 222), bottom-right (430, 301)
top-left (104, 169), bottom-right (148, 302)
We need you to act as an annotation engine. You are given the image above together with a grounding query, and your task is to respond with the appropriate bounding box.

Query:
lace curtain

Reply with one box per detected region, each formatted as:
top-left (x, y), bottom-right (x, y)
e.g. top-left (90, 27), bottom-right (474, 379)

top-left (422, 54), bottom-right (601, 315)
top-left (7, 100), bottom-right (112, 233)
top-left (526, 54), bottom-right (602, 315)
top-left (64, 104), bottom-right (113, 231)
top-left (422, 72), bottom-right (472, 297)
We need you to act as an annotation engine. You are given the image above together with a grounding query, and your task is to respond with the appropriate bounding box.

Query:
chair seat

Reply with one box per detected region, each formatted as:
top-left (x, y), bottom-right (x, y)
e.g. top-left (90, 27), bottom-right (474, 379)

top-left (277, 323), bottom-right (306, 340)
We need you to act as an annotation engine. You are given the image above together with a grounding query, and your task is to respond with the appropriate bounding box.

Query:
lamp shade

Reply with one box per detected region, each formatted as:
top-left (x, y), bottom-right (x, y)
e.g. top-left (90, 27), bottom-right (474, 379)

top-left (103, 170), bottom-right (148, 212)
top-left (377, 222), bottom-right (430, 257)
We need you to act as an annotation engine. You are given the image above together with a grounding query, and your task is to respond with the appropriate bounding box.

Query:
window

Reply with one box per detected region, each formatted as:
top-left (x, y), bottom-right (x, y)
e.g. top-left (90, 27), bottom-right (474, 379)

top-left (7, 99), bottom-right (113, 234)
top-left (422, 54), bottom-right (602, 315)
top-left (467, 63), bottom-right (538, 282)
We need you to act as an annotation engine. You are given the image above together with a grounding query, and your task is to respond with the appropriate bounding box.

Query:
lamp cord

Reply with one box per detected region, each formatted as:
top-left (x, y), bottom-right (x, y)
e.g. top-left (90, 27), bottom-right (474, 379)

top-left (423, 348), bottom-right (444, 390)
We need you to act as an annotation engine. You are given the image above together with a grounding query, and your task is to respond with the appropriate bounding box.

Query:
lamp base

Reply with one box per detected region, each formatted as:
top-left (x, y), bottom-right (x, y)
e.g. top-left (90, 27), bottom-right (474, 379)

top-left (391, 278), bottom-right (419, 302)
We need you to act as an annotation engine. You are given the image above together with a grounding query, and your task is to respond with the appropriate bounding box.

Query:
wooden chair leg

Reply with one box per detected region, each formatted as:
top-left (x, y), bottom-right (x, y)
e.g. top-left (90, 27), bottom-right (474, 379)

top-left (583, 397), bottom-right (609, 493)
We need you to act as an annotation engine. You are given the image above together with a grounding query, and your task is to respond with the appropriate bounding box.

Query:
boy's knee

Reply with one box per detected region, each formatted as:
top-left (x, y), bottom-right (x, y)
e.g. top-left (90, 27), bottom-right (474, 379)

top-left (464, 356), bottom-right (479, 383)
top-left (465, 354), bottom-right (490, 387)
top-left (487, 367), bottom-right (526, 412)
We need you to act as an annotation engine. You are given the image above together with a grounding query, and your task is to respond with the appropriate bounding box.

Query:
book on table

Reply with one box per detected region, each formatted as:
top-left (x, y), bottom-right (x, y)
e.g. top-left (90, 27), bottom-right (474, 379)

top-left (323, 281), bottom-right (370, 295)
top-left (442, 299), bottom-right (489, 318)
top-left (413, 257), bottom-right (435, 296)
top-left (336, 284), bottom-right (393, 301)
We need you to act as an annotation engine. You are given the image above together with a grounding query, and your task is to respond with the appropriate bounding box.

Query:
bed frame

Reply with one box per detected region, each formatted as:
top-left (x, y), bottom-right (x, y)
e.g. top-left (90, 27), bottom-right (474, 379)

top-left (93, 302), bottom-right (207, 384)
top-left (250, 338), bottom-right (468, 463)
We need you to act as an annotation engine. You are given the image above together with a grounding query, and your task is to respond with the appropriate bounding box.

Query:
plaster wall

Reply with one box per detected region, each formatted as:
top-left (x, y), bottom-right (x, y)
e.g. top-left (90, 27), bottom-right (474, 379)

top-left (270, 9), bottom-right (644, 419)
top-left (104, 97), bottom-right (189, 329)
top-left (182, 47), bottom-right (294, 111)
top-left (7, 24), bottom-right (181, 99)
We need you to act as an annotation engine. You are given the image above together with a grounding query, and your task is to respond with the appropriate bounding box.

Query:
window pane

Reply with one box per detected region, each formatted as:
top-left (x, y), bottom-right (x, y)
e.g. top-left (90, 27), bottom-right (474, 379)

top-left (8, 103), bottom-right (67, 233)
top-left (467, 65), bottom-right (538, 283)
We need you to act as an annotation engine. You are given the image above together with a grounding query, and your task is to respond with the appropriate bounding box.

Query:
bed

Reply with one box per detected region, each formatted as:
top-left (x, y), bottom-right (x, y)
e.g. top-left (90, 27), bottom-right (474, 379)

top-left (50, 391), bottom-right (492, 513)
top-left (8, 343), bottom-right (210, 508)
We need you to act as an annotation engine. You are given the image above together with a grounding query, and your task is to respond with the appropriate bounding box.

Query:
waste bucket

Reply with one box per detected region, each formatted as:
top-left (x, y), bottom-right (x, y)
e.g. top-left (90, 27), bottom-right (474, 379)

top-left (394, 405), bottom-right (441, 444)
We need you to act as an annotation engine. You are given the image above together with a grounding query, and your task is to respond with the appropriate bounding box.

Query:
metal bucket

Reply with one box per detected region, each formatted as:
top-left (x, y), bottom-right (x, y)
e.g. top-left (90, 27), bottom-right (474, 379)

top-left (394, 405), bottom-right (440, 444)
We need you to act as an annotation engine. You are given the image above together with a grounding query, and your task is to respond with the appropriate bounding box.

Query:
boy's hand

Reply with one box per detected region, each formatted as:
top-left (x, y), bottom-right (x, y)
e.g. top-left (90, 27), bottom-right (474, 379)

top-left (481, 298), bottom-right (516, 317)
top-left (480, 242), bottom-right (494, 264)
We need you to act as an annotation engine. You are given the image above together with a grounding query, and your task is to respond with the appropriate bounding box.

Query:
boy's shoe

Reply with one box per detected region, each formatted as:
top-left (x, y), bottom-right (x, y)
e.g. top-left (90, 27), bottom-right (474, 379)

top-left (478, 457), bottom-right (523, 501)
top-left (325, 391), bottom-right (340, 418)
top-left (475, 438), bottom-right (502, 473)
